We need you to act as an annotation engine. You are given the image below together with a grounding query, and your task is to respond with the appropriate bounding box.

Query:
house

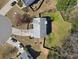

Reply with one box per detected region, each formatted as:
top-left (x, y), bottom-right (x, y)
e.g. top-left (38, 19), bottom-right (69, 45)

top-left (22, 0), bottom-right (35, 7)
top-left (12, 17), bottom-right (47, 38)
top-left (7, 37), bottom-right (33, 59)
top-left (31, 18), bottom-right (47, 38)
top-left (18, 51), bottom-right (33, 59)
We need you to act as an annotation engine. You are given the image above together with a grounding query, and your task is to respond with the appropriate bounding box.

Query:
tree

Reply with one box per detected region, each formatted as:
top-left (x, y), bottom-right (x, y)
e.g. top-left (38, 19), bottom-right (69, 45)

top-left (47, 31), bottom-right (78, 59)
top-left (56, 0), bottom-right (77, 11)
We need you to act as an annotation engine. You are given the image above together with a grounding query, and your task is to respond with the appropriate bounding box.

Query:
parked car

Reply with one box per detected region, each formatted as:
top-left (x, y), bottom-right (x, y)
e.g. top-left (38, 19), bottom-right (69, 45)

top-left (19, 43), bottom-right (24, 48)
top-left (11, 1), bottom-right (16, 6)
top-left (11, 38), bottom-right (17, 42)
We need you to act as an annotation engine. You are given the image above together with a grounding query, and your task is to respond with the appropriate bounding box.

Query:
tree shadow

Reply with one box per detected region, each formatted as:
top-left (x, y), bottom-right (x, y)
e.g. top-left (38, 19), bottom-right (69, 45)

top-left (26, 45), bottom-right (41, 59)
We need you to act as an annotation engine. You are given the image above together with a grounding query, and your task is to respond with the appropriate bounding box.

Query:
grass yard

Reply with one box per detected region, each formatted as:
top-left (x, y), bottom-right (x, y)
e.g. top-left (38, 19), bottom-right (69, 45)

top-left (42, 11), bottom-right (71, 48)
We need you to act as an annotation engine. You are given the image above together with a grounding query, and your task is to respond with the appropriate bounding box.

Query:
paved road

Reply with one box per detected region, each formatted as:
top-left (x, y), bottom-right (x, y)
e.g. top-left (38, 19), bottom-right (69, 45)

top-left (0, 0), bottom-right (17, 15)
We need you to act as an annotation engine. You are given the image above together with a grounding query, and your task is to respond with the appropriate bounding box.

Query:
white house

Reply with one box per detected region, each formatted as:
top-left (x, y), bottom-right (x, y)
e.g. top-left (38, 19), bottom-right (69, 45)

top-left (31, 18), bottom-right (47, 38)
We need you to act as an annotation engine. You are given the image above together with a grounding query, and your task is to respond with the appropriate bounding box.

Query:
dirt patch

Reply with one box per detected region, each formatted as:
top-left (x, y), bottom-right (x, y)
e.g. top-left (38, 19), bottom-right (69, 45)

top-left (0, 43), bottom-right (18, 59)
top-left (0, 0), bottom-right (9, 9)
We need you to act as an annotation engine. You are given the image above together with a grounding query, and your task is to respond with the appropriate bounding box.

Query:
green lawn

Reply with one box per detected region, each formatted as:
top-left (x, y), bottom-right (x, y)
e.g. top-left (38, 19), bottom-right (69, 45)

top-left (42, 11), bottom-right (71, 48)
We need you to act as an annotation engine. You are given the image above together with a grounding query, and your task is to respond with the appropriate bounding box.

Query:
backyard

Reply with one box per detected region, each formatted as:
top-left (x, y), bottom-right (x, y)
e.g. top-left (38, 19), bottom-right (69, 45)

top-left (42, 11), bottom-right (71, 48)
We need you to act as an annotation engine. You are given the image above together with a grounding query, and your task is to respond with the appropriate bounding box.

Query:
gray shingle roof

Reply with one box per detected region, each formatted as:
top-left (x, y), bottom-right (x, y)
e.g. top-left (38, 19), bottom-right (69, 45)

top-left (23, 0), bottom-right (35, 6)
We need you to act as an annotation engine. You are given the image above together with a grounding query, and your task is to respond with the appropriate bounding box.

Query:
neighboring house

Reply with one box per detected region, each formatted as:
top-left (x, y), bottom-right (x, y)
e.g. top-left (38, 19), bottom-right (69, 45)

top-left (7, 37), bottom-right (33, 59)
top-left (18, 51), bottom-right (33, 59)
top-left (22, 0), bottom-right (35, 7)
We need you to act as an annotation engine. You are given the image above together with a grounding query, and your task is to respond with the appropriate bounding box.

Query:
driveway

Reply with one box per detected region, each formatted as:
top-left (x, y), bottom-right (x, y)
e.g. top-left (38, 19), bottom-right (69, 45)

top-left (6, 37), bottom-right (33, 59)
top-left (12, 27), bottom-right (32, 36)
top-left (0, 0), bottom-right (17, 15)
